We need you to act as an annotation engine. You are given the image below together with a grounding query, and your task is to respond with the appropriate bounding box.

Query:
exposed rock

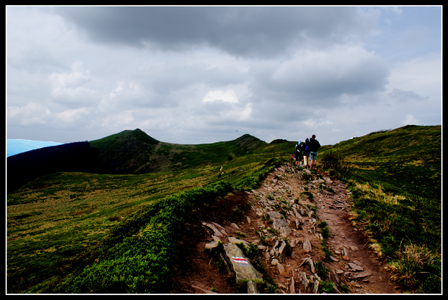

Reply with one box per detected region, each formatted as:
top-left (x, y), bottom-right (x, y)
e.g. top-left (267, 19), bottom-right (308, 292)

top-left (247, 280), bottom-right (259, 294)
top-left (329, 256), bottom-right (339, 262)
top-left (303, 239), bottom-right (312, 253)
top-left (299, 271), bottom-right (309, 291)
top-left (191, 285), bottom-right (218, 294)
top-left (278, 241), bottom-right (287, 262)
top-left (332, 270), bottom-right (340, 283)
top-left (231, 223), bottom-right (240, 230)
top-left (277, 262), bottom-right (285, 275)
top-left (349, 272), bottom-right (372, 279)
top-left (313, 279), bottom-right (319, 293)
top-left (228, 236), bottom-right (249, 247)
top-left (267, 211), bottom-right (283, 219)
top-left (205, 240), bottom-right (219, 250)
top-left (299, 257), bottom-right (315, 273)
top-left (290, 278), bottom-right (295, 294)
top-left (202, 222), bottom-right (224, 238)
top-left (348, 262), bottom-right (364, 272)
top-left (223, 243), bottom-right (263, 293)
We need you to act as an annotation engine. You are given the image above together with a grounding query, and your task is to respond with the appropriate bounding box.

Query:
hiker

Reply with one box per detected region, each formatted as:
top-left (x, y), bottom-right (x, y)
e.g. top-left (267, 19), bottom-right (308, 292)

top-left (303, 138), bottom-right (310, 168)
top-left (294, 140), bottom-right (304, 166)
top-left (308, 134), bottom-right (321, 170)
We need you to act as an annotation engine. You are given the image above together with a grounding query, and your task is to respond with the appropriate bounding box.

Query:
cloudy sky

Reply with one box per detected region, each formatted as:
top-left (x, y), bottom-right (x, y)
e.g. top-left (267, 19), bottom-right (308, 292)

top-left (6, 5), bottom-right (442, 146)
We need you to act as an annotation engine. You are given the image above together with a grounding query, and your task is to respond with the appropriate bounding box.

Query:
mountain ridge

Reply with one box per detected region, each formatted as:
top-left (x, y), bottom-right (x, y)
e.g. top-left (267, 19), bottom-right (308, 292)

top-left (7, 129), bottom-right (268, 193)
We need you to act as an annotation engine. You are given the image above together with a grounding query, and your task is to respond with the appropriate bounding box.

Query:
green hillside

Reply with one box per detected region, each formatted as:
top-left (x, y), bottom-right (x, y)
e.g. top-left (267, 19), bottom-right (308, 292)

top-left (319, 125), bottom-right (441, 293)
top-left (6, 125), bottom-right (441, 293)
top-left (319, 125), bottom-right (441, 199)
top-left (89, 129), bottom-right (267, 173)
top-left (7, 132), bottom-right (285, 293)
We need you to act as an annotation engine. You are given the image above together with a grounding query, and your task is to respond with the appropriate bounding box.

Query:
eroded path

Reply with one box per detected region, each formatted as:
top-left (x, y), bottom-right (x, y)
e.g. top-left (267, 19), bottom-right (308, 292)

top-left (172, 163), bottom-right (400, 294)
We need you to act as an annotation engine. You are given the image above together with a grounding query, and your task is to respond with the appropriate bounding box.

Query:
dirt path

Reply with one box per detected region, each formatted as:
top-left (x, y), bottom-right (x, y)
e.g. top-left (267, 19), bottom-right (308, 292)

top-left (172, 162), bottom-right (400, 294)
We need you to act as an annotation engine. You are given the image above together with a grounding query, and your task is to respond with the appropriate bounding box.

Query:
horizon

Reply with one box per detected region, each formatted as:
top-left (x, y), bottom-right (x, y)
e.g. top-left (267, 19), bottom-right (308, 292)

top-left (7, 6), bottom-right (441, 146)
top-left (7, 123), bottom-right (441, 158)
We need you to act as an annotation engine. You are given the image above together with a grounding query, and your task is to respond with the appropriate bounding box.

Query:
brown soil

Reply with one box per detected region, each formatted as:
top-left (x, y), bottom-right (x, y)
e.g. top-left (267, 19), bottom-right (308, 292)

top-left (171, 163), bottom-right (401, 294)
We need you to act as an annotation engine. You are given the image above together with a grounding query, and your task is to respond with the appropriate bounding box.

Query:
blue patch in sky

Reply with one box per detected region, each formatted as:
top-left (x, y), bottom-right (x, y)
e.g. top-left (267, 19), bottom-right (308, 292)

top-left (7, 139), bottom-right (63, 157)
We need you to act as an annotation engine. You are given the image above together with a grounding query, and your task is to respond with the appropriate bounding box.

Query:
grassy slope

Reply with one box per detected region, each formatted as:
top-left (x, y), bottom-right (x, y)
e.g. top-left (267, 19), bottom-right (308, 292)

top-left (7, 132), bottom-right (288, 293)
top-left (7, 125), bottom-right (441, 293)
top-left (319, 125), bottom-right (441, 293)
top-left (319, 125), bottom-right (441, 198)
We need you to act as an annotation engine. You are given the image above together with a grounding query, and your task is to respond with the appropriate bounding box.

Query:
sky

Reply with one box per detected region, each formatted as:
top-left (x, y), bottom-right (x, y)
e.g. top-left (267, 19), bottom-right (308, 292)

top-left (6, 5), bottom-right (442, 146)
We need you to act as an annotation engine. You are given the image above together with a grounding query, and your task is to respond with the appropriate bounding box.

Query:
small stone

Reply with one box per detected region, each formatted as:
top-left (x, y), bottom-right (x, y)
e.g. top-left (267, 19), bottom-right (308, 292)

top-left (271, 259), bottom-right (279, 265)
top-left (303, 239), bottom-right (312, 253)
top-left (290, 279), bottom-right (295, 294)
top-left (264, 252), bottom-right (270, 260)
top-left (247, 280), bottom-right (259, 294)
top-left (350, 272), bottom-right (372, 279)
top-left (204, 240), bottom-right (219, 249)
top-left (277, 263), bottom-right (285, 275)
top-left (348, 263), bottom-right (364, 272)
top-left (329, 256), bottom-right (339, 262)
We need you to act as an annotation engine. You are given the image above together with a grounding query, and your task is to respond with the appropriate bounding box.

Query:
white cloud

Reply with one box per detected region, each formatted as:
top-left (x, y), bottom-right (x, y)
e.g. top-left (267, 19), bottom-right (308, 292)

top-left (202, 90), bottom-right (239, 103)
top-left (54, 107), bottom-right (90, 124)
top-left (387, 53), bottom-right (441, 96)
top-left (403, 114), bottom-right (422, 126)
top-left (49, 61), bottom-right (100, 107)
top-left (8, 102), bottom-right (51, 125)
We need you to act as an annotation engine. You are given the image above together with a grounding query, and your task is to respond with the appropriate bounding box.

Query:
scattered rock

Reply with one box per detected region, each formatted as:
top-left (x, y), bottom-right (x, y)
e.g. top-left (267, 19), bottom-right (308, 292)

top-left (313, 280), bottom-right (319, 294)
top-left (204, 240), bottom-right (219, 250)
top-left (191, 285), bottom-right (218, 294)
top-left (223, 243), bottom-right (263, 293)
top-left (348, 263), bottom-right (364, 272)
top-left (231, 223), bottom-right (240, 230)
top-left (349, 272), bottom-right (372, 279)
top-left (277, 263), bottom-right (285, 275)
top-left (303, 239), bottom-right (312, 253)
top-left (202, 222), bottom-right (224, 238)
top-left (329, 256), bottom-right (339, 262)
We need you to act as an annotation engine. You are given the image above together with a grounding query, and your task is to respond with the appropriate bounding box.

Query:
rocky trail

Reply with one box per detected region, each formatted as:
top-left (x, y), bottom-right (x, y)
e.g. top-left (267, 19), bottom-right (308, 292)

top-left (171, 162), bottom-right (401, 294)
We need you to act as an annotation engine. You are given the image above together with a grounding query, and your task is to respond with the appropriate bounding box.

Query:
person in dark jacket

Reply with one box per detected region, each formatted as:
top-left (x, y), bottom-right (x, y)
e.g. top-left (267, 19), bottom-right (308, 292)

top-left (294, 140), bottom-right (304, 166)
top-left (308, 134), bottom-right (321, 170)
top-left (303, 138), bottom-right (310, 168)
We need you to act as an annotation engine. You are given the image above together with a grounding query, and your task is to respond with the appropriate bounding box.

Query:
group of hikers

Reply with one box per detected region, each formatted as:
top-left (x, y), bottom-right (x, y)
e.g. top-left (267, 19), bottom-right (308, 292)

top-left (293, 134), bottom-right (321, 170)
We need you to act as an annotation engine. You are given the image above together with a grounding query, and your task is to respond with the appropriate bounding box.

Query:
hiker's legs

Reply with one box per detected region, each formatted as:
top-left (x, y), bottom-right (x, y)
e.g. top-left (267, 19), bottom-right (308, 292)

top-left (309, 151), bottom-right (317, 169)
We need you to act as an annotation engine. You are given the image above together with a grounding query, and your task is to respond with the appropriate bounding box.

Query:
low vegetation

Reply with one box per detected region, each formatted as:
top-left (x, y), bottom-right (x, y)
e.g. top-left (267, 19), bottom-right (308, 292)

top-left (7, 132), bottom-right (289, 293)
top-left (7, 125), bottom-right (441, 293)
top-left (319, 125), bottom-right (441, 293)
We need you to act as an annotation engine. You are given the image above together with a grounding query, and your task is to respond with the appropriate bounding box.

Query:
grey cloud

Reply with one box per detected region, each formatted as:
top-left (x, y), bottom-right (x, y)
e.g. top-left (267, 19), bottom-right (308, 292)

top-left (388, 88), bottom-right (426, 103)
top-left (55, 6), bottom-right (377, 58)
top-left (249, 46), bottom-right (389, 109)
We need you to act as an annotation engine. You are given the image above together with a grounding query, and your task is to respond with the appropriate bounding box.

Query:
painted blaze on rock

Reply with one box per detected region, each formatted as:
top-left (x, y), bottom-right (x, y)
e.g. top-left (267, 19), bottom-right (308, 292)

top-left (223, 243), bottom-right (263, 285)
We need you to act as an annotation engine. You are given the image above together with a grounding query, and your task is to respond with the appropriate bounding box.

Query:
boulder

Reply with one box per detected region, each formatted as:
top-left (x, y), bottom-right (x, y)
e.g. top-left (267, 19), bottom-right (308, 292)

top-left (223, 243), bottom-right (263, 290)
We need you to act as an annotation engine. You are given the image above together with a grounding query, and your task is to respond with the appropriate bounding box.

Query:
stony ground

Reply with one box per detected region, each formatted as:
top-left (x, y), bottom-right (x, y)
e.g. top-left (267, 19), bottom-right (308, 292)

top-left (171, 162), bottom-right (401, 294)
